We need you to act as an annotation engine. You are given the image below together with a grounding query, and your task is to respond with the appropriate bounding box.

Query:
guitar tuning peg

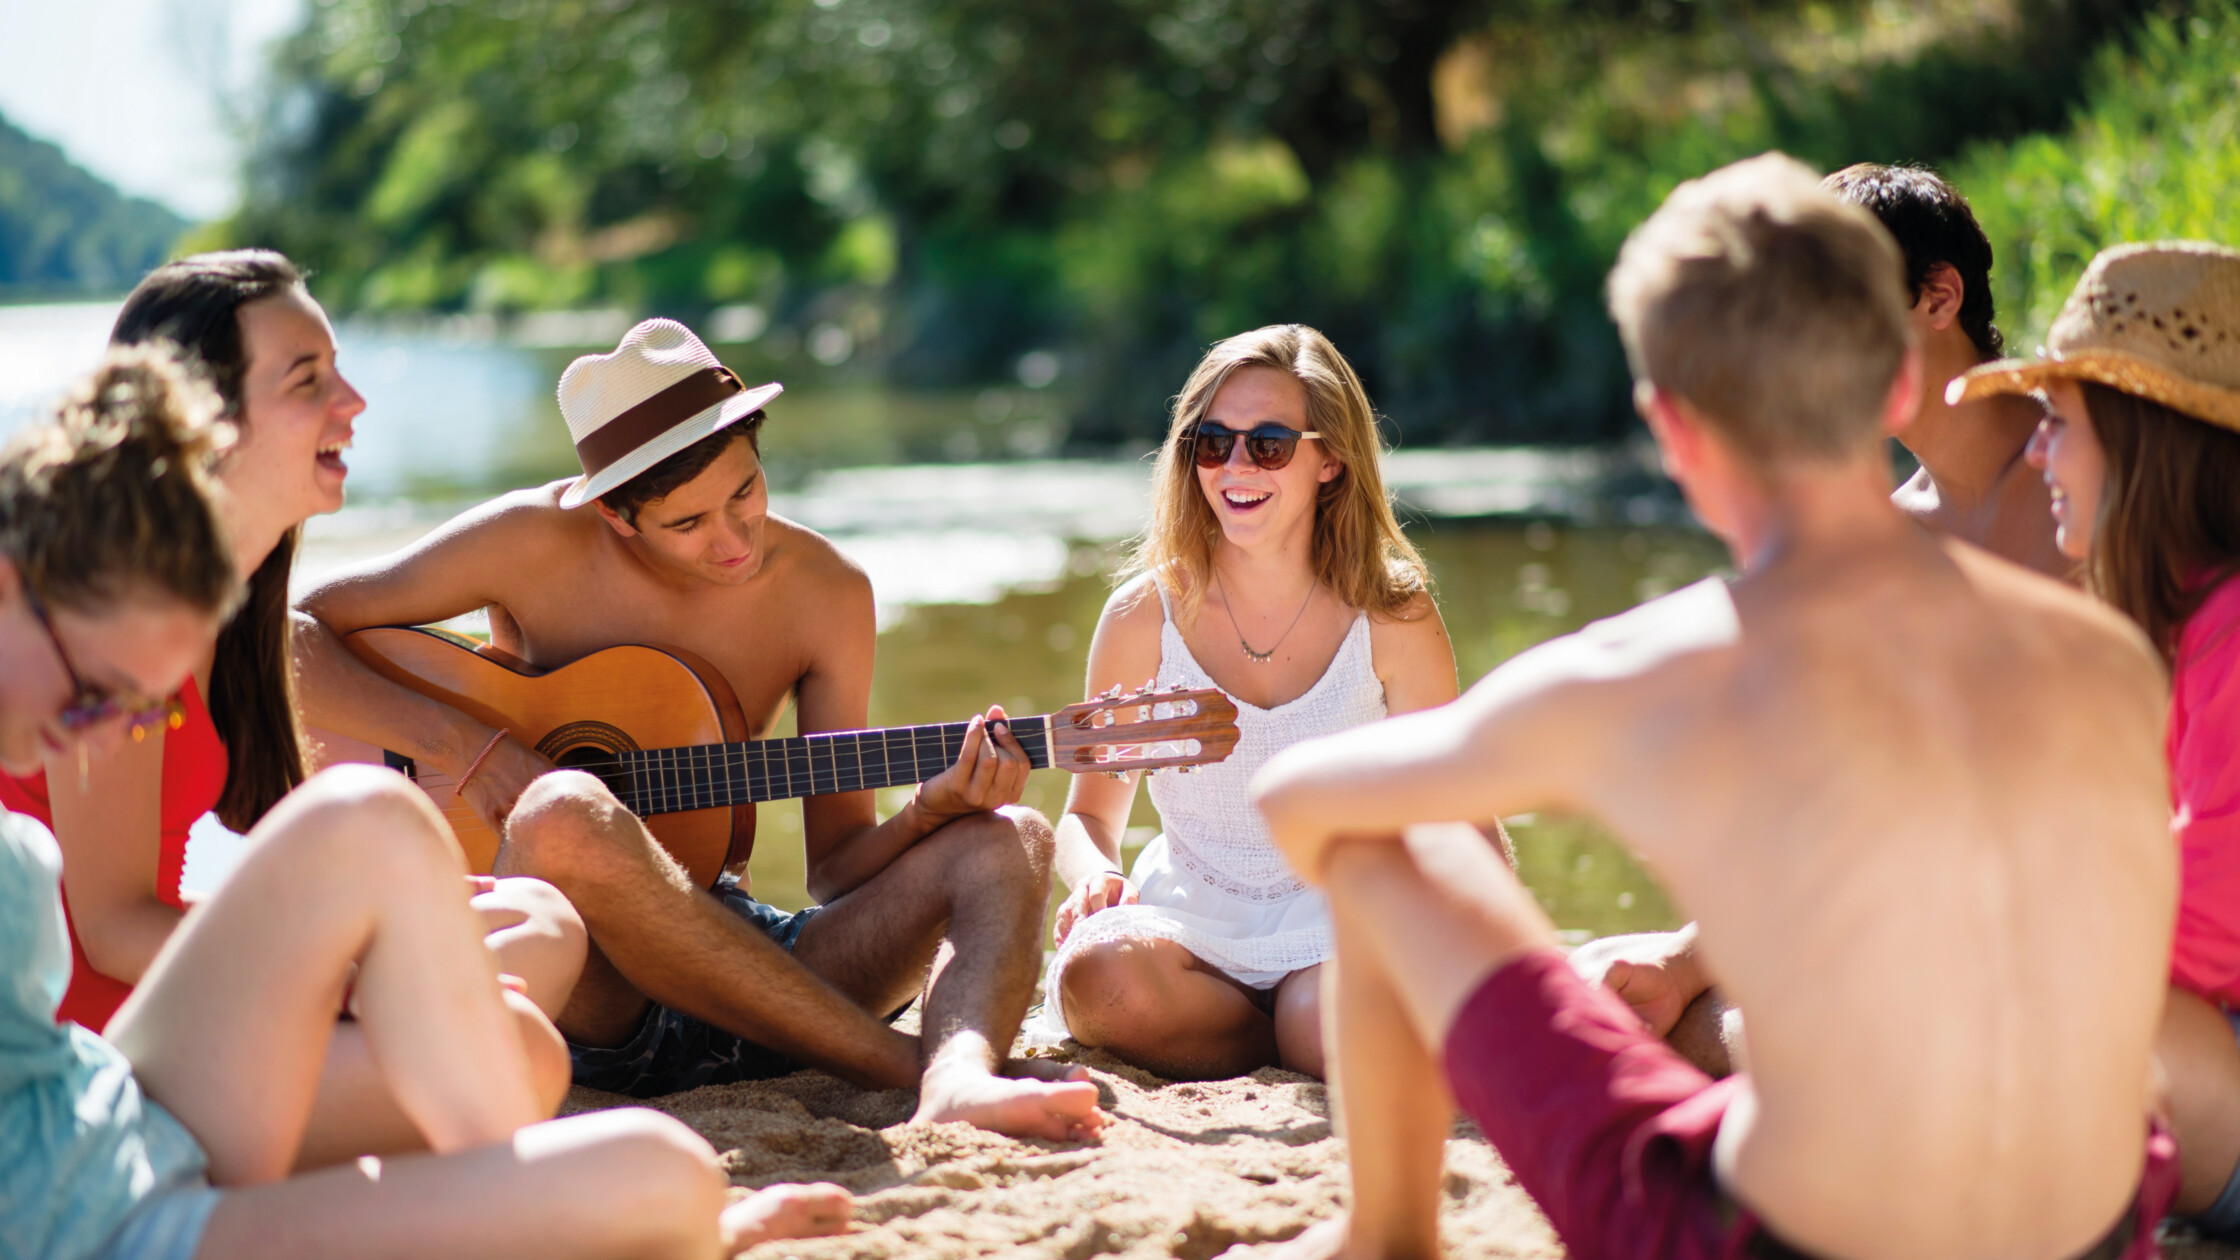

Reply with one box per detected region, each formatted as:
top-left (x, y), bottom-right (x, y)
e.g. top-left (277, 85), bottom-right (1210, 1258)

top-left (1142, 676), bottom-right (1157, 693)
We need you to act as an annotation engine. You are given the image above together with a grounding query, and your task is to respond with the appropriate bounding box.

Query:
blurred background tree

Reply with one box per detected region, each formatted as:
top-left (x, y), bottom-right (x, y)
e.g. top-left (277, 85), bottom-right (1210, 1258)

top-left (208, 0), bottom-right (2232, 446)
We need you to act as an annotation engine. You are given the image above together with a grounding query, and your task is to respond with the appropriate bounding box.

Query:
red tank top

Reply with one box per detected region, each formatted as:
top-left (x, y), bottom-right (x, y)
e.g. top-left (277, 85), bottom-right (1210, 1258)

top-left (0, 678), bottom-right (228, 1031)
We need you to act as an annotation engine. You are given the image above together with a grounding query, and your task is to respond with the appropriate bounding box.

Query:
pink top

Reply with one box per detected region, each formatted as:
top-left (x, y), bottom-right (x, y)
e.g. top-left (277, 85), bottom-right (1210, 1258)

top-left (2170, 574), bottom-right (2240, 1006)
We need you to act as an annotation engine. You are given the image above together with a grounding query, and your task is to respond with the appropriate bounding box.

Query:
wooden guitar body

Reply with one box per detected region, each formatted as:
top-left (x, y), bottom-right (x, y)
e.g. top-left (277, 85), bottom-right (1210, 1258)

top-left (332, 627), bottom-right (751, 889)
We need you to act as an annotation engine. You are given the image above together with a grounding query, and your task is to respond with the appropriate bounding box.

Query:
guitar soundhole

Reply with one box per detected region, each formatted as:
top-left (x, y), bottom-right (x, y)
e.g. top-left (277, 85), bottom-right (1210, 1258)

top-left (539, 721), bottom-right (640, 798)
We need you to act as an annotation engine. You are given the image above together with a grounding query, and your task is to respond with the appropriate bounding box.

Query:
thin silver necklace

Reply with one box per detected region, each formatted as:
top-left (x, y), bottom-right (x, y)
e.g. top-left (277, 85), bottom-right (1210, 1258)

top-left (1215, 570), bottom-right (1316, 664)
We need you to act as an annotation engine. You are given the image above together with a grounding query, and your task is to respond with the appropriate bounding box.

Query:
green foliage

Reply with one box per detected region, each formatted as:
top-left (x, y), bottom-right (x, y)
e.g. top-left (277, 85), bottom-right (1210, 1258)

top-left (0, 112), bottom-right (185, 297)
top-left (1955, 1), bottom-right (2240, 351)
top-left (219, 0), bottom-right (2178, 444)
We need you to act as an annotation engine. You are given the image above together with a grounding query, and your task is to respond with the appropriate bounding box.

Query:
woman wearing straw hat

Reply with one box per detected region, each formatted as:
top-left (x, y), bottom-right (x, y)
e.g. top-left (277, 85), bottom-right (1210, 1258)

top-left (1955, 239), bottom-right (2240, 1239)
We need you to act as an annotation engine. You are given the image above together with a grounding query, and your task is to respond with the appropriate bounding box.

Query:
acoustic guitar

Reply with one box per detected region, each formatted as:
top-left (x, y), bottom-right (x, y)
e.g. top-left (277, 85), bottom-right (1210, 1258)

top-left (324, 626), bottom-right (1241, 889)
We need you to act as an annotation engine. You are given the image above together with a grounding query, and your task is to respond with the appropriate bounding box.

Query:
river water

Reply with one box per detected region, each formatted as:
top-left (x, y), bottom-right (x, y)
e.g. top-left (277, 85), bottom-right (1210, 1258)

top-left (0, 299), bottom-right (1721, 938)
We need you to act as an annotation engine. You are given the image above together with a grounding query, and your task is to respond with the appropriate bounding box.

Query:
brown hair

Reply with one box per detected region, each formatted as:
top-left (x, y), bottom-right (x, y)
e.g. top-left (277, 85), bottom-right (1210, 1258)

top-left (2080, 381), bottom-right (2240, 662)
top-left (1822, 163), bottom-right (2004, 360)
top-left (1609, 153), bottom-right (1914, 464)
top-left (0, 349), bottom-right (239, 625)
top-left (111, 249), bottom-right (308, 830)
top-left (599, 415), bottom-right (766, 526)
top-left (1123, 324), bottom-right (1428, 627)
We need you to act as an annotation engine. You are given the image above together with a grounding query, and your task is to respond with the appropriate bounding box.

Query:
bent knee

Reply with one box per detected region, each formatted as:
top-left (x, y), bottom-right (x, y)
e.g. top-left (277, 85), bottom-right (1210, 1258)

top-left (500, 772), bottom-right (638, 881)
top-left (1002, 804), bottom-right (1056, 872)
top-left (934, 805), bottom-right (1054, 889)
top-left (253, 765), bottom-right (458, 882)
top-left (1057, 938), bottom-right (1175, 1043)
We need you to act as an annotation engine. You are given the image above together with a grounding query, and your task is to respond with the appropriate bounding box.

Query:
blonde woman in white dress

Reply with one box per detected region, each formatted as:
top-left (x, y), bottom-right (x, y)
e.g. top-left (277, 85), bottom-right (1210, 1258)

top-left (1040, 325), bottom-right (1458, 1080)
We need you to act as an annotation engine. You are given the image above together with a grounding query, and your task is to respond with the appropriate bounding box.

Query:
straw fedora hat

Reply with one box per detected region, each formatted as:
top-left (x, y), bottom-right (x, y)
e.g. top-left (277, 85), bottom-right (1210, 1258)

top-left (1948, 241), bottom-right (2240, 431)
top-left (556, 318), bottom-right (782, 509)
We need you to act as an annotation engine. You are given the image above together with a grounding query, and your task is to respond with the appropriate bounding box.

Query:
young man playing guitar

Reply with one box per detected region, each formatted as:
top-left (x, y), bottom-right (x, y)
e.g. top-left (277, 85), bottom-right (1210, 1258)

top-left (294, 319), bottom-right (1106, 1139)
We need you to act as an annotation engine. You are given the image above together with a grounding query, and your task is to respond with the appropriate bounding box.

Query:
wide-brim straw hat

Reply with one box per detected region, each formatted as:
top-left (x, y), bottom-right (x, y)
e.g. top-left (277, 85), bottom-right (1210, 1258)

top-left (1948, 241), bottom-right (2240, 432)
top-left (556, 318), bottom-right (782, 509)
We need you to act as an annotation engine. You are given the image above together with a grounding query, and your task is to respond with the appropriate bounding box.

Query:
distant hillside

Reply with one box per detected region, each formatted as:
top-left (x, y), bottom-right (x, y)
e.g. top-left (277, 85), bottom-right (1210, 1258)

top-left (0, 111), bottom-right (186, 297)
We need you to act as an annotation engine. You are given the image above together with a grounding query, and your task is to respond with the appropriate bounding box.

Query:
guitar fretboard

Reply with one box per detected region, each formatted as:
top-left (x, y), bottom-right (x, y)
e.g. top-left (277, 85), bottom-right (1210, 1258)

top-left (585, 715), bottom-right (1056, 816)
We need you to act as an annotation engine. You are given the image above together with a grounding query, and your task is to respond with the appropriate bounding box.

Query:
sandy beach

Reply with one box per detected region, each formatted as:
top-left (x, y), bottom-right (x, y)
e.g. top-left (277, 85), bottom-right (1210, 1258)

top-left (563, 1045), bottom-right (1561, 1260)
top-left (561, 1006), bottom-right (2240, 1260)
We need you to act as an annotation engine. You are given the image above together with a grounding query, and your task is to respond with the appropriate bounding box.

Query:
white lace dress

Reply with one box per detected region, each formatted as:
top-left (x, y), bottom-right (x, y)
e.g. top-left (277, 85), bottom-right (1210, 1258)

top-left (1029, 584), bottom-right (1388, 1041)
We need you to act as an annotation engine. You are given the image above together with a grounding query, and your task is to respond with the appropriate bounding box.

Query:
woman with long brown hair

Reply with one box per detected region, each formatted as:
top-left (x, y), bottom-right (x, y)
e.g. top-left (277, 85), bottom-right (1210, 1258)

top-left (1962, 240), bottom-right (2240, 1240)
top-left (0, 250), bottom-right (584, 1166)
top-left (1033, 324), bottom-right (1458, 1079)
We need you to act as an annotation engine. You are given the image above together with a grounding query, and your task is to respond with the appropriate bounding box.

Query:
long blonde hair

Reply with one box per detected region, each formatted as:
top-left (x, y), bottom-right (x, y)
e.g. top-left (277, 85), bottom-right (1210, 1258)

top-left (1124, 324), bottom-right (1429, 626)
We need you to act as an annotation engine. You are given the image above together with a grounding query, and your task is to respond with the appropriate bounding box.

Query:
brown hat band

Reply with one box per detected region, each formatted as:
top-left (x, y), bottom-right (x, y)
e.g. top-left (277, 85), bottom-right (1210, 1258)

top-left (574, 366), bottom-right (743, 477)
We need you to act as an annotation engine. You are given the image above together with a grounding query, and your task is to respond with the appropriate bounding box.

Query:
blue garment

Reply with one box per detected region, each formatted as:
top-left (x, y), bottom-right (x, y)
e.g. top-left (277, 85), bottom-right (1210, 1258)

top-left (0, 811), bottom-right (214, 1260)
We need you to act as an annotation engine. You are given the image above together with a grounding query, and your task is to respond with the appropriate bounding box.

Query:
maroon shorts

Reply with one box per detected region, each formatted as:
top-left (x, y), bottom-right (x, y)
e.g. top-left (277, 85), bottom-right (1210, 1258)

top-left (1440, 948), bottom-right (2180, 1260)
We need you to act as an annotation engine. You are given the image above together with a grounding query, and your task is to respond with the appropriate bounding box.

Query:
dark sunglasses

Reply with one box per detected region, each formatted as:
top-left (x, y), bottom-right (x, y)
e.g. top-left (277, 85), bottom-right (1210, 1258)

top-left (24, 588), bottom-right (185, 739)
top-left (1189, 423), bottom-right (1323, 471)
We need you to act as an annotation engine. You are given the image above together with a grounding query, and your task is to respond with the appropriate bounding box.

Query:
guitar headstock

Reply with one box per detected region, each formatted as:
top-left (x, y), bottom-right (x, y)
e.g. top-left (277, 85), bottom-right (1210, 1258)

top-left (1049, 682), bottom-right (1240, 774)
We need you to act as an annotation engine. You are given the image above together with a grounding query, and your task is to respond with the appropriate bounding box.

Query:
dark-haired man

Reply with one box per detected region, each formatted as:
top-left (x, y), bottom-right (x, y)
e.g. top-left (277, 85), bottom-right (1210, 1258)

top-left (1830, 162), bottom-right (2068, 578)
top-left (294, 319), bottom-right (1104, 1139)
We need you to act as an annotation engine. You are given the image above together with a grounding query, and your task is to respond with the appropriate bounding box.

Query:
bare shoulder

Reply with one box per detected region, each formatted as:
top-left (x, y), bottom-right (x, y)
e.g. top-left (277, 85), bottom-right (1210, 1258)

top-left (1099, 572), bottom-right (1166, 638)
top-left (1462, 577), bottom-right (1741, 724)
top-left (1368, 589), bottom-right (1447, 643)
top-left (763, 513), bottom-right (871, 597)
top-left (1368, 589), bottom-right (1458, 710)
top-left (1947, 541), bottom-right (2164, 693)
top-left (1079, 572), bottom-right (1167, 685)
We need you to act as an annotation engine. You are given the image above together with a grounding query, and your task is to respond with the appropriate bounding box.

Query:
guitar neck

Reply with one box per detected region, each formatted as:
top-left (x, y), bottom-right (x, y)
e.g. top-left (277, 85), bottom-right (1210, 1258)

top-left (601, 715), bottom-right (1055, 816)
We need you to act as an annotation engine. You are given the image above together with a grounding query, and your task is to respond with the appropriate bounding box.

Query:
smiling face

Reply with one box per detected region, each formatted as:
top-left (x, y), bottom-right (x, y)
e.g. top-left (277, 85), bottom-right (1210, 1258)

top-left (0, 578), bottom-right (215, 777)
top-left (597, 433), bottom-right (770, 586)
top-left (221, 288), bottom-right (366, 569)
top-left (2024, 380), bottom-right (2106, 561)
top-left (1193, 366), bottom-right (1340, 555)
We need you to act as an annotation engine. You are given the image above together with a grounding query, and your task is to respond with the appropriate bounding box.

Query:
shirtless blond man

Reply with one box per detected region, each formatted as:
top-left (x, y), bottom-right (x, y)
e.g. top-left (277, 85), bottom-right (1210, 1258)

top-left (1575, 161), bottom-right (2074, 1073)
top-left (1246, 155), bottom-right (2178, 1260)
top-left (295, 320), bottom-right (1102, 1139)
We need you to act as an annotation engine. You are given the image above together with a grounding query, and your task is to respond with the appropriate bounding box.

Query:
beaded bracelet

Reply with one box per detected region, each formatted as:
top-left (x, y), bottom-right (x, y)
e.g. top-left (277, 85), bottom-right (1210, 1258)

top-left (455, 729), bottom-right (509, 794)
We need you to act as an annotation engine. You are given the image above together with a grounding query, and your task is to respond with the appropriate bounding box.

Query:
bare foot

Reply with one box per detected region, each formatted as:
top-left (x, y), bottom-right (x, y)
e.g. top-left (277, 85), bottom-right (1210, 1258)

top-left (913, 1056), bottom-right (1108, 1140)
top-left (1568, 925), bottom-right (1709, 1037)
top-left (720, 1182), bottom-right (851, 1253)
top-left (1004, 1055), bottom-right (1094, 1084)
top-left (1219, 1217), bottom-right (1354, 1260)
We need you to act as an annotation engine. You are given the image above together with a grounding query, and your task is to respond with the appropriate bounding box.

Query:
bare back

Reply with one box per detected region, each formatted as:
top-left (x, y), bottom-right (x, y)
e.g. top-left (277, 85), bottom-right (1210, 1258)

top-left (1585, 534), bottom-right (2170, 1258)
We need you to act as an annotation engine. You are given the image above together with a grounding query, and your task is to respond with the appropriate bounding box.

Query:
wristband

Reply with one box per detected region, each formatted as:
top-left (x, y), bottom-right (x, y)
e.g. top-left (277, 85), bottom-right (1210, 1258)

top-left (455, 730), bottom-right (509, 793)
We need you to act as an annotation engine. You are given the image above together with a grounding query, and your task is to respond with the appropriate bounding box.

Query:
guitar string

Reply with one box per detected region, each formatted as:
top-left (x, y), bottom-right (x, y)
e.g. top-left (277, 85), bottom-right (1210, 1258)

top-left (596, 707), bottom-right (1193, 815)
top-left (606, 717), bottom-right (1059, 814)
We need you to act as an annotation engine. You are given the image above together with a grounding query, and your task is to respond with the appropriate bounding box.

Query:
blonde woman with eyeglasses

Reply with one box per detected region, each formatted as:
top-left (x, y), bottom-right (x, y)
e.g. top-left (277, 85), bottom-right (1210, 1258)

top-left (1031, 325), bottom-right (1458, 1080)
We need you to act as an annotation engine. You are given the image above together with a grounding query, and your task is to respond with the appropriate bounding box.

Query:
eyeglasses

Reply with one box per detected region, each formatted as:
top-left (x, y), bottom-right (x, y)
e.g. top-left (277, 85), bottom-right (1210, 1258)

top-left (23, 589), bottom-right (185, 740)
top-left (1189, 423), bottom-right (1323, 471)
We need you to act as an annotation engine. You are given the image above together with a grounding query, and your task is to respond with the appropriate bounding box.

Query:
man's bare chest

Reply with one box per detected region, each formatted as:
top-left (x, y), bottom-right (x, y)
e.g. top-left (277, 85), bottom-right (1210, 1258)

top-left (491, 589), bottom-right (807, 737)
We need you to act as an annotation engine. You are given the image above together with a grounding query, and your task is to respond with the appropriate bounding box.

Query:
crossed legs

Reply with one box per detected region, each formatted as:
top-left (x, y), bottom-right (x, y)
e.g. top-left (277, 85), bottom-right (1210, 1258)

top-left (500, 771), bottom-right (1101, 1138)
top-left (104, 764), bottom-right (845, 1259)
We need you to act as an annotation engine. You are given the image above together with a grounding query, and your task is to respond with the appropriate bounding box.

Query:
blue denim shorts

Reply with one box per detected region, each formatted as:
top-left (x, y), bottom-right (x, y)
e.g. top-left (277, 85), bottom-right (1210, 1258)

top-left (91, 1180), bottom-right (220, 1260)
top-left (566, 874), bottom-right (825, 1098)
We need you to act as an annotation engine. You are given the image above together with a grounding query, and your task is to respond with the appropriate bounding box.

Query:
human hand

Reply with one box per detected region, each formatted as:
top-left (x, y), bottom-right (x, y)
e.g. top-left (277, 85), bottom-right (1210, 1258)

top-left (913, 707), bottom-right (1030, 822)
top-left (455, 732), bottom-right (556, 835)
top-left (1052, 870), bottom-right (1136, 946)
top-left (1569, 927), bottom-right (1708, 1038)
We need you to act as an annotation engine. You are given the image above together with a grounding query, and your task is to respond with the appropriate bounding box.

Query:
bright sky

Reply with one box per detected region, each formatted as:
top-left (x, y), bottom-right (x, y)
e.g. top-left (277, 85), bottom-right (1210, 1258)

top-left (0, 0), bottom-right (305, 222)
